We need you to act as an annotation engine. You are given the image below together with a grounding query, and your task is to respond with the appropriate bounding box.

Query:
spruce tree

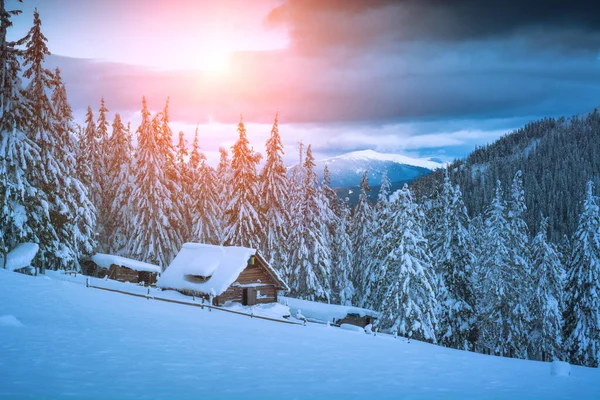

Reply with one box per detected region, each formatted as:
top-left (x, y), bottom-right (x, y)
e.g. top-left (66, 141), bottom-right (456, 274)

top-left (191, 130), bottom-right (221, 245)
top-left (258, 113), bottom-right (290, 271)
top-left (175, 130), bottom-right (192, 241)
top-left (223, 117), bottom-right (262, 248)
top-left (0, 0), bottom-right (41, 265)
top-left (351, 171), bottom-right (373, 305)
top-left (105, 113), bottom-right (133, 254)
top-left (431, 171), bottom-right (476, 350)
top-left (362, 171), bottom-right (392, 309)
top-left (530, 217), bottom-right (564, 361)
top-left (377, 185), bottom-right (438, 342)
top-left (564, 181), bottom-right (600, 367)
top-left (49, 68), bottom-right (96, 268)
top-left (127, 98), bottom-right (182, 268)
top-left (21, 9), bottom-right (63, 271)
top-left (288, 145), bottom-right (332, 302)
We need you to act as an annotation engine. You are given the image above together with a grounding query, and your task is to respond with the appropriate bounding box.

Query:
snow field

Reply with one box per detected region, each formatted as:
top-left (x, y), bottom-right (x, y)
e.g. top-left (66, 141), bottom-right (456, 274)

top-left (1, 269), bottom-right (599, 400)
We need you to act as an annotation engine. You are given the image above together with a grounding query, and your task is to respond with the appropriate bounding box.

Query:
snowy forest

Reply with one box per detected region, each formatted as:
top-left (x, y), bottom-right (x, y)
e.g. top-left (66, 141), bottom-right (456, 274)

top-left (1, 7), bottom-right (599, 369)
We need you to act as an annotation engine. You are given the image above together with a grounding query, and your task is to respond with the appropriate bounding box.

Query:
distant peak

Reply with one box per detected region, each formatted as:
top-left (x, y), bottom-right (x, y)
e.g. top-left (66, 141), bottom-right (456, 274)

top-left (325, 149), bottom-right (444, 170)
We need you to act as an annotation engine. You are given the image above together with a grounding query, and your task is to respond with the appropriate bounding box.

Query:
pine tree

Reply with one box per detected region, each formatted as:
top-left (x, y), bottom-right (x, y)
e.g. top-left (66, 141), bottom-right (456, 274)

top-left (105, 113), bottom-right (133, 254)
top-left (223, 117), bottom-right (262, 249)
top-left (480, 180), bottom-right (527, 358)
top-left (127, 98), bottom-right (182, 268)
top-left (258, 113), bottom-right (289, 271)
top-left (216, 146), bottom-right (232, 243)
top-left (49, 68), bottom-right (96, 268)
top-left (351, 171), bottom-right (373, 305)
top-left (175, 130), bottom-right (192, 241)
top-left (362, 171), bottom-right (392, 309)
top-left (288, 145), bottom-right (332, 302)
top-left (191, 129), bottom-right (221, 245)
top-left (94, 97), bottom-right (110, 249)
top-left (529, 217), bottom-right (564, 361)
top-left (21, 9), bottom-right (63, 272)
top-left (564, 181), bottom-right (600, 367)
top-left (77, 106), bottom-right (97, 188)
top-left (0, 0), bottom-right (41, 265)
top-left (377, 185), bottom-right (438, 342)
top-left (506, 170), bottom-right (532, 358)
top-left (431, 171), bottom-right (476, 350)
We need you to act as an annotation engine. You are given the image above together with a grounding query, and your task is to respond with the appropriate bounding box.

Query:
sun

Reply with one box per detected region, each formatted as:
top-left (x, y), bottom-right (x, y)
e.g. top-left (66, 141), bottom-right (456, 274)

top-left (195, 47), bottom-right (232, 74)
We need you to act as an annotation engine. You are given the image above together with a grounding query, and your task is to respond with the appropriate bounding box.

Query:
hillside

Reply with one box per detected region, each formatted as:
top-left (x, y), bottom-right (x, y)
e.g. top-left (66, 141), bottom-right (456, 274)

top-left (2, 269), bottom-right (599, 399)
top-left (411, 110), bottom-right (600, 242)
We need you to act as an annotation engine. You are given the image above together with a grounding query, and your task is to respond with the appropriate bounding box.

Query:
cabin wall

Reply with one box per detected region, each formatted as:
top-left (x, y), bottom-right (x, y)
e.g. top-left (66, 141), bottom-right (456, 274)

top-left (108, 265), bottom-right (139, 283)
top-left (336, 315), bottom-right (376, 328)
top-left (216, 284), bottom-right (277, 305)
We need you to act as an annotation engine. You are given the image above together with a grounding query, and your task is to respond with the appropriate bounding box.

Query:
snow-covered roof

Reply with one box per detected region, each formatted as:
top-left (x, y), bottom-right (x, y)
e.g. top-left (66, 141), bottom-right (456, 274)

top-left (0, 243), bottom-right (39, 271)
top-left (158, 243), bottom-right (286, 296)
top-left (92, 253), bottom-right (161, 274)
top-left (282, 296), bottom-right (380, 323)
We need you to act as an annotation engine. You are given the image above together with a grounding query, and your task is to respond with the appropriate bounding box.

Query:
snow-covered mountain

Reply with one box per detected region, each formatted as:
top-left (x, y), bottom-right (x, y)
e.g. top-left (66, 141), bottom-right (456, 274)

top-left (297, 150), bottom-right (444, 203)
top-left (314, 149), bottom-right (443, 189)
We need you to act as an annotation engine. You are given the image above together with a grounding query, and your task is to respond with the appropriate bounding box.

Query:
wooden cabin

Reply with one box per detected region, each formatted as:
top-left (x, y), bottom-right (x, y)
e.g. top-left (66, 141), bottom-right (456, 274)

top-left (335, 313), bottom-right (377, 328)
top-left (158, 243), bottom-right (288, 306)
top-left (87, 253), bottom-right (161, 286)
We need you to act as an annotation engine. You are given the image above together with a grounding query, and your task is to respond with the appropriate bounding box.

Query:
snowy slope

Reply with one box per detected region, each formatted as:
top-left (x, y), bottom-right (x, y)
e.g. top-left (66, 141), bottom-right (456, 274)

top-left (1, 269), bottom-right (599, 399)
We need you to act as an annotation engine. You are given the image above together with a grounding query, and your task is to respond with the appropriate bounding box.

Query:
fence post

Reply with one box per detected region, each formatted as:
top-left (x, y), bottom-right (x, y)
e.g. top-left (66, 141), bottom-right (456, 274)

top-left (86, 278), bottom-right (89, 288)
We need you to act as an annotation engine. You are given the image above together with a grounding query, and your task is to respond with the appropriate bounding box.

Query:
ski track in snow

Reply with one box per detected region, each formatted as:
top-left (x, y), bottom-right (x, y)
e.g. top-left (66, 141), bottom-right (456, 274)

top-left (0, 269), bottom-right (599, 400)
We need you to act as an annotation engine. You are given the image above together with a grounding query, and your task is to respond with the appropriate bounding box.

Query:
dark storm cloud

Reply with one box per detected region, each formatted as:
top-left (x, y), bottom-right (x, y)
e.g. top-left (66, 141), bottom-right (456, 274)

top-left (267, 0), bottom-right (600, 52)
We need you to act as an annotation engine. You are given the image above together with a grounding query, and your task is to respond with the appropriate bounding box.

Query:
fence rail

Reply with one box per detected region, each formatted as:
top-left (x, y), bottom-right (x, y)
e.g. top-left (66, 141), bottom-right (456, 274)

top-left (86, 282), bottom-right (304, 326)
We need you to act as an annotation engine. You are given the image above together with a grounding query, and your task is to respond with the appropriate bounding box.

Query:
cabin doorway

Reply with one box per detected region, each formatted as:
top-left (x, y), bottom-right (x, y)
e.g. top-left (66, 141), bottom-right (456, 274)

top-left (242, 288), bottom-right (256, 306)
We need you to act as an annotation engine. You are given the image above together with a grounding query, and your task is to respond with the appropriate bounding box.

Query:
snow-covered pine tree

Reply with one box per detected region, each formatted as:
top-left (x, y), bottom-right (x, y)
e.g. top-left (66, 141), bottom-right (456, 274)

top-left (335, 198), bottom-right (355, 305)
top-left (154, 101), bottom-right (185, 245)
top-left (191, 129), bottom-right (221, 245)
top-left (94, 97), bottom-right (110, 250)
top-left (564, 181), bottom-right (600, 367)
top-left (284, 142), bottom-right (305, 286)
top-left (223, 117), bottom-right (262, 249)
top-left (376, 184), bottom-right (438, 342)
top-left (430, 171), bottom-right (476, 350)
top-left (258, 113), bottom-right (289, 269)
top-left (77, 107), bottom-right (97, 189)
top-left (0, 0), bottom-right (41, 265)
top-left (216, 146), bottom-right (232, 242)
top-left (362, 171), bottom-right (392, 309)
top-left (288, 145), bottom-right (331, 302)
top-left (127, 98), bottom-right (182, 269)
top-left (105, 113), bottom-right (133, 254)
top-left (49, 68), bottom-right (96, 268)
top-left (529, 217), bottom-right (564, 361)
top-left (175, 130), bottom-right (192, 242)
top-left (322, 164), bottom-right (353, 304)
top-left (506, 170), bottom-right (533, 358)
top-left (480, 180), bottom-right (526, 357)
top-left (21, 9), bottom-right (64, 272)
top-left (351, 171), bottom-right (373, 305)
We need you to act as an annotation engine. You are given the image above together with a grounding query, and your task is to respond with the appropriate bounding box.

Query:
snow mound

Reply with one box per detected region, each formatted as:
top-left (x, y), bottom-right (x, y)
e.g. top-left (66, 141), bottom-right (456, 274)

top-left (340, 323), bottom-right (363, 332)
top-left (282, 296), bottom-right (379, 324)
top-left (550, 361), bottom-right (571, 377)
top-left (0, 314), bottom-right (23, 327)
top-left (92, 253), bottom-right (161, 273)
top-left (0, 243), bottom-right (39, 271)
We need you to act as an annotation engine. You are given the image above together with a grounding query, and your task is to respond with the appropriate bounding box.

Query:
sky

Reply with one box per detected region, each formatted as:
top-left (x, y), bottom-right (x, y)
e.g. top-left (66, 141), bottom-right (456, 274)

top-left (7, 0), bottom-right (600, 165)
